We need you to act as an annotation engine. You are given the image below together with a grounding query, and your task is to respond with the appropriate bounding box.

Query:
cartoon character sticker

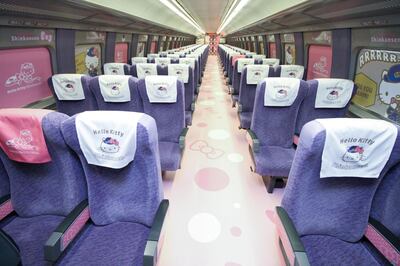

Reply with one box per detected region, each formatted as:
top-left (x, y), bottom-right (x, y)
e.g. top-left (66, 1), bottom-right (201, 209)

top-left (5, 63), bottom-right (41, 87)
top-left (378, 64), bottom-right (400, 122)
top-left (342, 145), bottom-right (365, 162)
top-left (75, 44), bottom-right (101, 76)
top-left (85, 47), bottom-right (100, 77)
top-left (100, 137), bottom-right (120, 153)
top-left (285, 44), bottom-right (295, 65)
top-left (6, 130), bottom-right (38, 152)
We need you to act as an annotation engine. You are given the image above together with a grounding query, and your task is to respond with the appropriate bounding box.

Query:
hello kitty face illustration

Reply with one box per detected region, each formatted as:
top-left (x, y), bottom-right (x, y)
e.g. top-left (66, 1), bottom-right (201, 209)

top-left (144, 70), bottom-right (151, 75)
top-left (342, 145), bottom-right (365, 162)
top-left (63, 83), bottom-right (75, 93)
top-left (288, 72), bottom-right (296, 78)
top-left (327, 89), bottom-right (339, 100)
top-left (110, 86), bottom-right (120, 96)
top-left (100, 137), bottom-right (120, 153)
top-left (379, 68), bottom-right (400, 109)
top-left (156, 86), bottom-right (169, 97)
top-left (276, 89), bottom-right (288, 99)
top-left (254, 71), bottom-right (261, 76)
top-left (85, 47), bottom-right (99, 73)
top-left (111, 69), bottom-right (119, 75)
top-left (20, 63), bottom-right (35, 77)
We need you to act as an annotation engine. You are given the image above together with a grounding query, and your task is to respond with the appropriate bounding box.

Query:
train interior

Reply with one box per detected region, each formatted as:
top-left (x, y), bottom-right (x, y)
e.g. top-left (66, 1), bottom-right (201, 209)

top-left (0, 0), bottom-right (399, 265)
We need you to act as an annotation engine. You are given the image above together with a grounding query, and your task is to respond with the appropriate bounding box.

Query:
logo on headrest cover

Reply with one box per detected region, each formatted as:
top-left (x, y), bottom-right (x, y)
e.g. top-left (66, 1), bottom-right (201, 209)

top-left (327, 89), bottom-right (340, 100)
top-left (5, 130), bottom-right (38, 153)
top-left (342, 145), bottom-right (366, 162)
top-left (101, 137), bottom-right (120, 153)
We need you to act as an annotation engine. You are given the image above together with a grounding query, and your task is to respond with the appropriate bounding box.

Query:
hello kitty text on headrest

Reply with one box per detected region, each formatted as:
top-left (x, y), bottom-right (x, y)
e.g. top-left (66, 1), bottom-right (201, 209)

top-left (179, 58), bottom-right (196, 70)
top-left (136, 63), bottom-right (158, 79)
top-left (103, 63), bottom-right (125, 75)
top-left (317, 118), bottom-right (397, 178)
top-left (314, 79), bottom-right (354, 108)
top-left (262, 58), bottom-right (280, 68)
top-left (237, 58), bottom-right (254, 73)
top-left (98, 75), bottom-right (131, 103)
top-left (0, 108), bottom-right (53, 163)
top-left (75, 111), bottom-right (143, 169)
top-left (264, 78), bottom-right (300, 107)
top-left (155, 57), bottom-right (171, 67)
top-left (132, 57), bottom-right (148, 64)
top-left (246, 65), bottom-right (270, 85)
top-left (167, 64), bottom-right (189, 83)
top-left (52, 74), bottom-right (85, 101)
top-left (145, 75), bottom-right (178, 103)
top-left (279, 65), bottom-right (304, 79)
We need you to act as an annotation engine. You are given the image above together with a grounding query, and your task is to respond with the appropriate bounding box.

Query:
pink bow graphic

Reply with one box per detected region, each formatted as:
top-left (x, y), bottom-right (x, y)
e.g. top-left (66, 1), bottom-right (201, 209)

top-left (190, 140), bottom-right (224, 159)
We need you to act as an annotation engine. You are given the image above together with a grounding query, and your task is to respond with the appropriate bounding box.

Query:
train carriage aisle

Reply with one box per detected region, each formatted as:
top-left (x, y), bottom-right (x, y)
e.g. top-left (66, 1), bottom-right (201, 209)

top-left (159, 55), bottom-right (284, 266)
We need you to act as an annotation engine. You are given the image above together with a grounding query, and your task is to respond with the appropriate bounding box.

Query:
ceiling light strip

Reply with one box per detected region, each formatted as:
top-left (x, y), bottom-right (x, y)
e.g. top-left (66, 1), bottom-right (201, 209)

top-left (217, 0), bottom-right (249, 34)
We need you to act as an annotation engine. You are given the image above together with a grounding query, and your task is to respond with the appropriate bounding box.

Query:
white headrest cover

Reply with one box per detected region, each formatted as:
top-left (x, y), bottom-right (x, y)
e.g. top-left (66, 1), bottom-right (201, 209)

top-left (246, 65), bottom-right (270, 85)
top-left (237, 58), bottom-right (254, 73)
top-left (167, 64), bottom-right (189, 83)
top-left (136, 63), bottom-right (157, 79)
top-left (98, 75), bottom-right (131, 102)
top-left (279, 65), bottom-right (304, 79)
top-left (179, 58), bottom-right (196, 70)
top-left (252, 55), bottom-right (266, 60)
top-left (145, 75), bottom-right (178, 103)
top-left (132, 57), bottom-right (148, 64)
top-left (317, 118), bottom-right (397, 178)
top-left (76, 111), bottom-right (143, 169)
top-left (154, 57), bottom-right (171, 67)
top-left (104, 63), bottom-right (125, 75)
top-left (262, 58), bottom-right (280, 68)
top-left (167, 54), bottom-right (180, 59)
top-left (263, 77), bottom-right (300, 107)
top-left (52, 74), bottom-right (85, 101)
top-left (314, 79), bottom-right (354, 108)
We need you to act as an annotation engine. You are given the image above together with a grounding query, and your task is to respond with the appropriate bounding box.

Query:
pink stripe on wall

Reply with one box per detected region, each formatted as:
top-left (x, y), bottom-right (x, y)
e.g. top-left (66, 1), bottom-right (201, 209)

top-left (0, 199), bottom-right (13, 221)
top-left (61, 207), bottom-right (90, 251)
top-left (365, 224), bottom-right (400, 265)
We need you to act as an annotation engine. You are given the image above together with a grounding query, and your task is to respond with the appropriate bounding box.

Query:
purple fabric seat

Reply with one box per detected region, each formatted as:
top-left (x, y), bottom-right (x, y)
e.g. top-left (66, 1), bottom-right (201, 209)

top-left (280, 120), bottom-right (400, 265)
top-left (0, 160), bottom-right (8, 198)
top-left (137, 79), bottom-right (185, 171)
top-left (250, 79), bottom-right (308, 177)
top-left (295, 79), bottom-right (357, 135)
top-left (231, 59), bottom-right (255, 104)
top-left (59, 112), bottom-right (163, 265)
top-left (238, 66), bottom-right (274, 129)
top-left (48, 76), bottom-right (98, 116)
top-left (89, 76), bottom-right (143, 112)
top-left (0, 110), bottom-right (87, 266)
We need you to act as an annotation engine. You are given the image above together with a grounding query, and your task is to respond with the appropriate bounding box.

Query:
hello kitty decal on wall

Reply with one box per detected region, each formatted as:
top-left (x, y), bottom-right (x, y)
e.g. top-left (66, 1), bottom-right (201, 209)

top-left (85, 47), bottom-right (100, 77)
top-left (5, 63), bottom-right (41, 88)
top-left (379, 64), bottom-right (400, 122)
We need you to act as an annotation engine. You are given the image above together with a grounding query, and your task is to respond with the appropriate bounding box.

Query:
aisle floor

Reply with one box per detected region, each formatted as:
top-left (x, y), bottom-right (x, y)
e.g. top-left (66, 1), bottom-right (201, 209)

top-left (159, 55), bottom-right (284, 266)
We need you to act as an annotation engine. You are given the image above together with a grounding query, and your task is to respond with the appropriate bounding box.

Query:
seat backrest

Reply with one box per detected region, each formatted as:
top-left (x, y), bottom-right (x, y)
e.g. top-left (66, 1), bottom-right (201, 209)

top-left (154, 57), bottom-right (172, 67)
top-left (48, 74), bottom-right (98, 116)
top-left (282, 119), bottom-right (400, 242)
top-left (295, 79), bottom-right (357, 135)
top-left (0, 160), bottom-right (9, 198)
top-left (61, 111), bottom-right (162, 226)
top-left (239, 65), bottom-right (274, 112)
top-left (103, 63), bottom-right (130, 75)
top-left (167, 64), bottom-right (194, 111)
top-left (275, 65), bottom-right (305, 79)
top-left (179, 58), bottom-right (199, 88)
top-left (131, 57), bottom-right (148, 64)
top-left (0, 109), bottom-right (87, 217)
top-left (138, 76), bottom-right (185, 143)
top-left (130, 63), bottom-right (162, 79)
top-left (250, 78), bottom-right (308, 148)
top-left (233, 58), bottom-right (255, 94)
top-left (89, 75), bottom-right (143, 112)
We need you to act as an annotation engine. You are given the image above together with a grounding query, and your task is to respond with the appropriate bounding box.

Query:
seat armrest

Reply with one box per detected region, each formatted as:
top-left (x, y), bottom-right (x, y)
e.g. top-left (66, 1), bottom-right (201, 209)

top-left (191, 102), bottom-right (195, 112)
top-left (276, 207), bottom-right (310, 266)
top-left (179, 128), bottom-right (189, 149)
top-left (237, 103), bottom-right (243, 113)
top-left (143, 200), bottom-right (169, 266)
top-left (0, 229), bottom-right (20, 266)
top-left (0, 195), bottom-right (14, 221)
top-left (44, 200), bottom-right (90, 262)
top-left (365, 217), bottom-right (400, 264)
top-left (246, 129), bottom-right (260, 153)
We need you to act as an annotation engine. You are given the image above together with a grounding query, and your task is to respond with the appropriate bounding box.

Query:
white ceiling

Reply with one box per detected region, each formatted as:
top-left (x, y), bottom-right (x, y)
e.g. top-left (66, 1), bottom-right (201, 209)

top-left (80, 0), bottom-right (309, 36)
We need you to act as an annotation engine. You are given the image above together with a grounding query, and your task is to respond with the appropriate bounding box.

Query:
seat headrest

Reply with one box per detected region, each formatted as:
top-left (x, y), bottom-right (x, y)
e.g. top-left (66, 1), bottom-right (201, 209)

top-left (252, 55), bottom-right (266, 60)
top-left (179, 58), bottom-right (196, 70)
top-left (263, 78), bottom-right (300, 106)
top-left (279, 65), bottom-right (304, 79)
top-left (314, 79), bottom-right (354, 108)
top-left (167, 64), bottom-right (189, 83)
top-left (246, 65), bottom-right (270, 85)
top-left (155, 57), bottom-right (171, 67)
top-left (136, 63), bottom-right (157, 79)
top-left (147, 53), bottom-right (159, 60)
top-left (131, 57), bottom-right (148, 64)
top-left (0, 108), bottom-right (53, 163)
top-left (98, 75), bottom-right (131, 103)
top-left (317, 118), bottom-right (397, 178)
top-left (52, 74), bottom-right (85, 101)
top-left (103, 63), bottom-right (126, 75)
top-left (75, 111), bottom-right (144, 169)
top-left (262, 58), bottom-right (280, 68)
top-left (231, 54), bottom-right (245, 67)
top-left (167, 54), bottom-right (179, 59)
top-left (145, 75), bottom-right (178, 103)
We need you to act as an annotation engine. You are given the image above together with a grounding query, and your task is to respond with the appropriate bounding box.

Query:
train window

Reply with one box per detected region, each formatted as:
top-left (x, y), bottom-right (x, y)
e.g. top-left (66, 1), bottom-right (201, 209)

top-left (114, 42), bottom-right (128, 63)
top-left (0, 47), bottom-right (52, 108)
top-left (284, 43), bottom-right (296, 64)
top-left (75, 44), bottom-right (102, 76)
top-left (137, 42), bottom-right (146, 57)
top-left (306, 45), bottom-right (333, 79)
top-left (269, 43), bottom-right (277, 58)
top-left (352, 48), bottom-right (400, 124)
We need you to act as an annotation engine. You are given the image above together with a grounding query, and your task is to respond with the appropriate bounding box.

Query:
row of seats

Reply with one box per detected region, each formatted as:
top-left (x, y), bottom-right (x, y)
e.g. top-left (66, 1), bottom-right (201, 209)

top-left (49, 75), bottom-right (187, 171)
top-left (0, 109), bottom-right (167, 266)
